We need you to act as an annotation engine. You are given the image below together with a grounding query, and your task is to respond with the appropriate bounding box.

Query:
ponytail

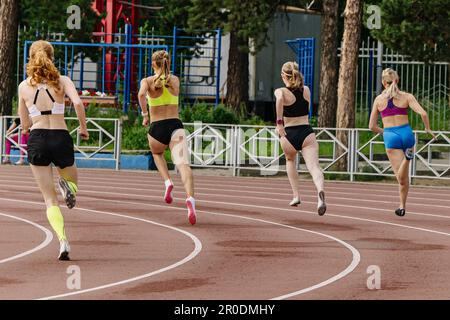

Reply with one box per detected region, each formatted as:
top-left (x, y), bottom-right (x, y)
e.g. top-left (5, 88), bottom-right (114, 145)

top-left (382, 68), bottom-right (400, 99)
top-left (26, 40), bottom-right (61, 90)
top-left (281, 61), bottom-right (304, 90)
top-left (152, 50), bottom-right (172, 89)
top-left (384, 81), bottom-right (400, 99)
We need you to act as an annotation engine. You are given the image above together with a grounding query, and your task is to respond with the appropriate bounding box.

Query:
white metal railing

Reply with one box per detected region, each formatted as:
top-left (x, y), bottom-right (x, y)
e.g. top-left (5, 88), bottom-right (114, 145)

top-left (1, 118), bottom-right (448, 181)
top-left (0, 116), bottom-right (122, 170)
top-left (183, 123), bottom-right (450, 181)
top-left (342, 37), bottom-right (450, 131)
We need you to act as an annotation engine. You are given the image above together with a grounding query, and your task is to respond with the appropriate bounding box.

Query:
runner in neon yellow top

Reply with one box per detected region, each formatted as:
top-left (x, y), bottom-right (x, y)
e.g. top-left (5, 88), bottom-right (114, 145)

top-left (138, 50), bottom-right (197, 225)
top-left (146, 76), bottom-right (179, 107)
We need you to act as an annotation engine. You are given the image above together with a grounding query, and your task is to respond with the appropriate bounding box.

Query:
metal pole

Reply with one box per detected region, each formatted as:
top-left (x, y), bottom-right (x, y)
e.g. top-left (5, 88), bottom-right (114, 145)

top-left (368, 49), bottom-right (374, 121)
top-left (102, 47), bottom-right (106, 93)
top-left (64, 46), bottom-right (68, 76)
top-left (23, 41), bottom-right (29, 81)
top-left (215, 28), bottom-right (222, 107)
top-left (116, 119), bottom-right (122, 171)
top-left (116, 47), bottom-right (120, 105)
top-left (349, 130), bottom-right (354, 182)
top-left (172, 26), bottom-right (177, 74)
top-left (79, 53), bottom-right (85, 91)
top-left (375, 40), bottom-right (383, 94)
top-left (70, 45), bottom-right (75, 79)
top-left (124, 24), bottom-right (132, 113)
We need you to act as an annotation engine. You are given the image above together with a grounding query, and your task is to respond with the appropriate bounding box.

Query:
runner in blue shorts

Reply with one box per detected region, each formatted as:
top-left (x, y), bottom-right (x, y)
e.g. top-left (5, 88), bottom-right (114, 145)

top-left (369, 68), bottom-right (436, 217)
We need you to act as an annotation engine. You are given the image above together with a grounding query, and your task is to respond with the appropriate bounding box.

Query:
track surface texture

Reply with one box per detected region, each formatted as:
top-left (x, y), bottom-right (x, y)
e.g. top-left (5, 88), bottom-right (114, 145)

top-left (0, 166), bottom-right (449, 300)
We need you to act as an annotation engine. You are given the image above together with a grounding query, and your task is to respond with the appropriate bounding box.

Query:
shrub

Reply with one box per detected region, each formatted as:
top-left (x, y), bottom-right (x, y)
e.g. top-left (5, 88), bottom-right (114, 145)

top-left (180, 103), bottom-right (213, 123)
top-left (211, 104), bottom-right (239, 124)
top-left (122, 123), bottom-right (149, 151)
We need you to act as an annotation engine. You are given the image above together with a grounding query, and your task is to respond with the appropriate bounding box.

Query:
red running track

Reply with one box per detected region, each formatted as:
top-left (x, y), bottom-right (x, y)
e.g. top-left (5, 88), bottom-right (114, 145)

top-left (0, 166), bottom-right (449, 300)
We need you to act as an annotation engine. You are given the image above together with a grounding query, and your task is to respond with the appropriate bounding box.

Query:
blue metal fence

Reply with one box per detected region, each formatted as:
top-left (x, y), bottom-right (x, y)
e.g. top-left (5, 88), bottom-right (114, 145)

top-left (20, 25), bottom-right (222, 112)
top-left (23, 40), bottom-right (168, 113)
top-left (286, 38), bottom-right (316, 117)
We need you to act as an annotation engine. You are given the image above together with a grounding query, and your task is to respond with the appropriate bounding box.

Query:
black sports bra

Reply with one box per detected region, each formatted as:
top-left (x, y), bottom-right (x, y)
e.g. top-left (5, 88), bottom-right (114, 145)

top-left (283, 88), bottom-right (309, 117)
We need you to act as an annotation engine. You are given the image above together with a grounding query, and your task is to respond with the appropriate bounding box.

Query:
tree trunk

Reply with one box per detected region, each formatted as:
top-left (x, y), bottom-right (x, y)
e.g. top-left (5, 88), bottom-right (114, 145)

top-left (226, 30), bottom-right (249, 112)
top-left (318, 0), bottom-right (339, 128)
top-left (0, 0), bottom-right (19, 116)
top-left (335, 0), bottom-right (362, 171)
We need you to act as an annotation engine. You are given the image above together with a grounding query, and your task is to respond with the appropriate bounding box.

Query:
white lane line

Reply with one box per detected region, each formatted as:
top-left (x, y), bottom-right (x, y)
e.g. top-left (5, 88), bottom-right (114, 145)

top-left (193, 210), bottom-right (360, 301)
top-left (38, 208), bottom-right (203, 300)
top-left (77, 185), bottom-right (450, 220)
top-left (0, 196), bottom-right (359, 300)
top-left (0, 198), bottom-right (202, 300)
top-left (45, 187), bottom-right (450, 237)
top-left (1, 171), bottom-right (449, 198)
top-left (0, 179), bottom-right (448, 220)
top-left (0, 211), bottom-right (53, 264)
top-left (43, 176), bottom-right (450, 207)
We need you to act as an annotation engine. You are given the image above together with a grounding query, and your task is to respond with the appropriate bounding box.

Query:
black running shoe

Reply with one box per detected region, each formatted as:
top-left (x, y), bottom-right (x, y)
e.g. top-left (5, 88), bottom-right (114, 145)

top-left (318, 191), bottom-right (327, 216)
top-left (395, 208), bottom-right (406, 217)
top-left (58, 240), bottom-right (71, 261)
top-left (58, 178), bottom-right (76, 209)
top-left (289, 197), bottom-right (301, 206)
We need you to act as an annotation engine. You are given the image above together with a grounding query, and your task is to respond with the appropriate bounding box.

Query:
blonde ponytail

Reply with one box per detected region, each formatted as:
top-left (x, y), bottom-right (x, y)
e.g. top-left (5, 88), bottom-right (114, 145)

top-left (26, 40), bottom-right (61, 90)
top-left (152, 50), bottom-right (172, 89)
top-left (382, 68), bottom-right (400, 99)
top-left (281, 61), bottom-right (304, 90)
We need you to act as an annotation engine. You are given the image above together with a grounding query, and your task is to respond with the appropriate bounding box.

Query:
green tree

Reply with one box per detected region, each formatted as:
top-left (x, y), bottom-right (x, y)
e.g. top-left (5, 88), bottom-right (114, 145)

top-left (370, 0), bottom-right (450, 104)
top-left (370, 0), bottom-right (449, 64)
top-left (19, 0), bottom-right (101, 43)
top-left (18, 0), bottom-right (102, 66)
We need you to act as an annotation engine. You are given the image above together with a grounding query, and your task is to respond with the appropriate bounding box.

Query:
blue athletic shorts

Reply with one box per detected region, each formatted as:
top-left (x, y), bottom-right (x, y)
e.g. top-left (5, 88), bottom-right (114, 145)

top-left (383, 124), bottom-right (415, 151)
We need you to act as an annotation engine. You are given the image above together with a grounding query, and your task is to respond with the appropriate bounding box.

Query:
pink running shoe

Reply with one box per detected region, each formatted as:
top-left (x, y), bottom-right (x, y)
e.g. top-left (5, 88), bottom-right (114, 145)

top-left (186, 198), bottom-right (197, 225)
top-left (164, 184), bottom-right (174, 204)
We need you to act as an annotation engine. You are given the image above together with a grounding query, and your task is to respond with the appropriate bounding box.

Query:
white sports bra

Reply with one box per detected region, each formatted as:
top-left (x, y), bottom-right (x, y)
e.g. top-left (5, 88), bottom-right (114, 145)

top-left (28, 84), bottom-right (65, 118)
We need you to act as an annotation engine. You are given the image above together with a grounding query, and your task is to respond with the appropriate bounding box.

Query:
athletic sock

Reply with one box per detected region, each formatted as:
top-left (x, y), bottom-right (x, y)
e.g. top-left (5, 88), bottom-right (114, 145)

top-left (186, 196), bottom-right (195, 206)
top-left (186, 196), bottom-right (197, 225)
top-left (46, 206), bottom-right (67, 241)
top-left (165, 179), bottom-right (173, 188)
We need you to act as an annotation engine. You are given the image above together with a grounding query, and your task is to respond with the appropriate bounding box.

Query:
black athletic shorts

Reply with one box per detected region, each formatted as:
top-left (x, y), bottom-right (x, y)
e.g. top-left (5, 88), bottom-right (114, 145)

top-left (284, 125), bottom-right (315, 151)
top-left (27, 129), bottom-right (75, 169)
top-left (148, 118), bottom-right (184, 145)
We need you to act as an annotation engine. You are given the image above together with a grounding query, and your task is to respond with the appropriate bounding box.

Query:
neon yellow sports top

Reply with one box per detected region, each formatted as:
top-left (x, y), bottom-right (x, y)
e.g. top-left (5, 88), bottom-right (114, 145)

top-left (147, 77), bottom-right (179, 107)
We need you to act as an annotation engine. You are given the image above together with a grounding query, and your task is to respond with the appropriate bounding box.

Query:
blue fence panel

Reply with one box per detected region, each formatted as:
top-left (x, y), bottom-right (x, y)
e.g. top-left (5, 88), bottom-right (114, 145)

top-left (23, 40), bottom-right (168, 113)
top-left (22, 26), bottom-right (222, 112)
top-left (286, 38), bottom-right (316, 117)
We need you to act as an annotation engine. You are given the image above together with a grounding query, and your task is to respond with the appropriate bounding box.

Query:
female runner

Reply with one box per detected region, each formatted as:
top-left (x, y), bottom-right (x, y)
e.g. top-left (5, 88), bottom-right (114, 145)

top-left (274, 61), bottom-right (326, 215)
top-left (18, 40), bottom-right (88, 260)
top-left (369, 68), bottom-right (435, 216)
top-left (138, 50), bottom-right (197, 225)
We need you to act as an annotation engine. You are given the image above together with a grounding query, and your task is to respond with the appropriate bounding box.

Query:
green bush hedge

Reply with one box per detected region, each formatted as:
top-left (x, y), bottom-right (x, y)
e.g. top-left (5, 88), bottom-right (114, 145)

top-left (65, 102), bottom-right (270, 151)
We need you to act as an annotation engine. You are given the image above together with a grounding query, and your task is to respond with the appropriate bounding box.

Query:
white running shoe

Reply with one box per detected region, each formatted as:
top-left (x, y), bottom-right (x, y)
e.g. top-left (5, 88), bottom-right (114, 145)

top-left (164, 180), bottom-right (174, 204)
top-left (289, 197), bottom-right (301, 206)
top-left (58, 240), bottom-right (71, 261)
top-left (186, 197), bottom-right (197, 225)
top-left (318, 191), bottom-right (327, 216)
